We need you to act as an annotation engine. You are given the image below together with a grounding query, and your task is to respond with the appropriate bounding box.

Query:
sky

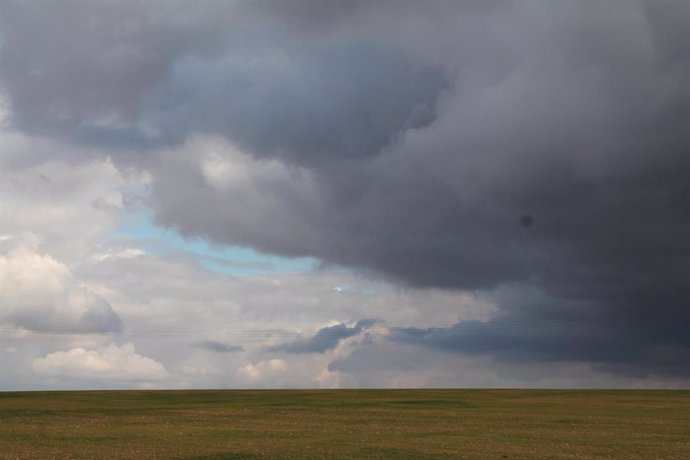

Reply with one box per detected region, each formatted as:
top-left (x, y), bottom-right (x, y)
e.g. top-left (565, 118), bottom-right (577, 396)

top-left (1, 0), bottom-right (690, 390)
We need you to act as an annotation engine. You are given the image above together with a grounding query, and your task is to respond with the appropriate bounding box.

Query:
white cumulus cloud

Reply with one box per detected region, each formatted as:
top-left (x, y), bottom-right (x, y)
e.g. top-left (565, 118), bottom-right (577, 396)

top-left (33, 342), bottom-right (168, 381)
top-left (0, 233), bottom-right (122, 332)
top-left (239, 358), bottom-right (288, 383)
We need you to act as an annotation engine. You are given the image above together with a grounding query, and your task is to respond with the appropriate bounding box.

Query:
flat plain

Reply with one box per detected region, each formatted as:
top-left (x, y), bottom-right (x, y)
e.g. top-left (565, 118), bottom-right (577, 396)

top-left (0, 389), bottom-right (688, 459)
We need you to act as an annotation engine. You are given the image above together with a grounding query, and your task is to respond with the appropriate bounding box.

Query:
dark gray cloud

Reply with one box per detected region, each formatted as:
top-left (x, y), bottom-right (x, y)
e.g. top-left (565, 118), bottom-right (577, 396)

top-left (0, 0), bottom-right (447, 158)
top-left (390, 285), bottom-right (690, 378)
top-left (194, 340), bottom-right (244, 354)
top-left (268, 319), bottom-right (377, 354)
top-left (1, 1), bottom-right (690, 378)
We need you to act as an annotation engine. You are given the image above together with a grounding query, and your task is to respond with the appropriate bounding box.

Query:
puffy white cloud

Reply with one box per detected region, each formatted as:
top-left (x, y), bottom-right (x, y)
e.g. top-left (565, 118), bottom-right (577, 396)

top-left (0, 233), bottom-right (122, 332)
top-left (239, 358), bottom-right (288, 383)
top-left (237, 356), bottom-right (341, 388)
top-left (33, 342), bottom-right (168, 381)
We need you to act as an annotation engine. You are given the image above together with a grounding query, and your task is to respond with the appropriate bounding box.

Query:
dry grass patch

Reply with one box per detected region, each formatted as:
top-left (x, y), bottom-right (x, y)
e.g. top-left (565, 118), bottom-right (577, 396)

top-left (0, 389), bottom-right (689, 459)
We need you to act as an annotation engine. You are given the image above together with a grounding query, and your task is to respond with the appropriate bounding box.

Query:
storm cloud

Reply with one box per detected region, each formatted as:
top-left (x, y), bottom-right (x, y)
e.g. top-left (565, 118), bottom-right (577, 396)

top-left (1, 1), bottom-right (690, 381)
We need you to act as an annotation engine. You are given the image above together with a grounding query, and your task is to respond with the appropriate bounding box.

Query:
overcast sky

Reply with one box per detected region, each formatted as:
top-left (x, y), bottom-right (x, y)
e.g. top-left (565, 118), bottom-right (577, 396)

top-left (1, 0), bottom-right (690, 390)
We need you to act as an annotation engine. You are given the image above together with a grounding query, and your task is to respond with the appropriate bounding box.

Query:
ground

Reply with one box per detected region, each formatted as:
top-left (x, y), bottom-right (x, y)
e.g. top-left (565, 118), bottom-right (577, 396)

top-left (0, 389), bottom-right (688, 459)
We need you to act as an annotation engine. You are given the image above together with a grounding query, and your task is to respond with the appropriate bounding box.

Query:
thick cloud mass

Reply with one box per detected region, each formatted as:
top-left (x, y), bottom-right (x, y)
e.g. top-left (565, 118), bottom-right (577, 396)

top-left (2, 1), bottom-right (690, 379)
top-left (0, 0), bottom-right (446, 156)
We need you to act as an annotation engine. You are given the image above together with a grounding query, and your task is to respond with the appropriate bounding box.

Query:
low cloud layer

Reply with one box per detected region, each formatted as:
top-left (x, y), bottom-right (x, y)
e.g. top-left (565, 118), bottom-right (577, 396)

top-left (1, 1), bottom-right (690, 386)
top-left (268, 319), bottom-right (378, 354)
top-left (195, 340), bottom-right (244, 354)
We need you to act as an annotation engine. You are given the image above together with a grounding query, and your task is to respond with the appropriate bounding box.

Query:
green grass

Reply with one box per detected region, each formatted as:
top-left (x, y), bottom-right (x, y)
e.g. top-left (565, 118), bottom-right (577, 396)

top-left (0, 389), bottom-right (688, 459)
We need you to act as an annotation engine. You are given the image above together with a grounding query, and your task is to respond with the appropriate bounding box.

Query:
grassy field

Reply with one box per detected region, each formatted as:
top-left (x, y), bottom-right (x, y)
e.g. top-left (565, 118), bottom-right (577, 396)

top-left (0, 389), bottom-right (688, 459)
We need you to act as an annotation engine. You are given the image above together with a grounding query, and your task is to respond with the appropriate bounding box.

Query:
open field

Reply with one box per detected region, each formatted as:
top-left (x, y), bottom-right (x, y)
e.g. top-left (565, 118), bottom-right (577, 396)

top-left (0, 389), bottom-right (688, 459)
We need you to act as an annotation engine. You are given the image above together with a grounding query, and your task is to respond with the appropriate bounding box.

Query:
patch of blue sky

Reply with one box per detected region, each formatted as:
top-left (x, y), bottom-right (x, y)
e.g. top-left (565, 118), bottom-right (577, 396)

top-left (112, 211), bottom-right (316, 276)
